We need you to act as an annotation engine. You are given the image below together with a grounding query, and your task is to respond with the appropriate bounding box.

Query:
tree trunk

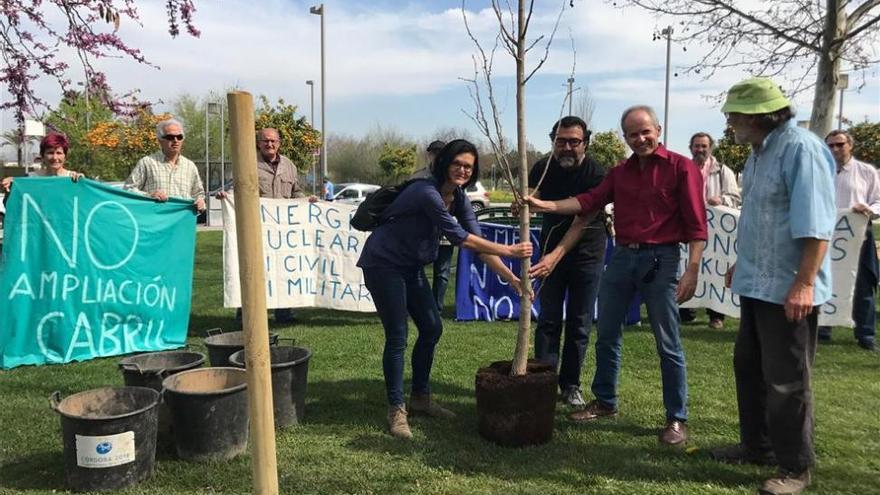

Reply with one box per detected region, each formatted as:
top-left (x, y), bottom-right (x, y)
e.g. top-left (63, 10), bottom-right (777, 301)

top-left (511, 0), bottom-right (531, 377)
top-left (809, 0), bottom-right (846, 136)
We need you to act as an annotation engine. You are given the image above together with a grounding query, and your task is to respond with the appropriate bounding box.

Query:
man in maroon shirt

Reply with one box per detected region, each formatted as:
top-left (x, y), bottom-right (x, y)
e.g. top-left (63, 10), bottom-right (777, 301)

top-left (525, 105), bottom-right (707, 445)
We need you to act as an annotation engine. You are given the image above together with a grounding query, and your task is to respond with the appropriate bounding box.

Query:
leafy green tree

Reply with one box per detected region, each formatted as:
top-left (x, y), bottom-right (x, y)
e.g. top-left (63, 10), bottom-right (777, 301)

top-left (378, 143), bottom-right (417, 183)
top-left (849, 121), bottom-right (880, 167)
top-left (714, 126), bottom-right (751, 174)
top-left (173, 92), bottom-right (227, 167)
top-left (327, 127), bottom-right (418, 184)
top-left (45, 91), bottom-right (114, 171)
top-left (589, 130), bottom-right (627, 167)
top-left (254, 96), bottom-right (321, 174)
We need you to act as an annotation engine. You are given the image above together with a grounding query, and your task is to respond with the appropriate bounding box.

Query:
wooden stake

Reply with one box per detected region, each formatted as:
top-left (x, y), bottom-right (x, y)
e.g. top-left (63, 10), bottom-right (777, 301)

top-left (227, 91), bottom-right (279, 495)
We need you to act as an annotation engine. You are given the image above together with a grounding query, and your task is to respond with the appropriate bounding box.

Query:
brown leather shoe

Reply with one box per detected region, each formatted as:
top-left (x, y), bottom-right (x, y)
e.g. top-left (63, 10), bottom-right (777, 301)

top-left (659, 420), bottom-right (687, 445)
top-left (568, 399), bottom-right (618, 422)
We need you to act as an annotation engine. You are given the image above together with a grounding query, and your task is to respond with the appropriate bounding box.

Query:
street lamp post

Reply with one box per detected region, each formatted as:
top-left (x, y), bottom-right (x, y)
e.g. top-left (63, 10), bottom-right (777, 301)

top-left (661, 25), bottom-right (673, 145)
top-left (837, 73), bottom-right (849, 129)
top-left (567, 77), bottom-right (574, 116)
top-left (305, 80), bottom-right (315, 126)
top-left (310, 4), bottom-right (327, 183)
top-left (206, 102), bottom-right (222, 192)
top-left (306, 79), bottom-right (316, 194)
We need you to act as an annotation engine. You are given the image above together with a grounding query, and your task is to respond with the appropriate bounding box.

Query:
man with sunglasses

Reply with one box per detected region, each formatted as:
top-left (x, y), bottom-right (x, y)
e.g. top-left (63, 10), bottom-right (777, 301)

top-left (525, 106), bottom-right (707, 446)
top-left (522, 116), bottom-right (606, 409)
top-left (817, 130), bottom-right (879, 351)
top-left (711, 78), bottom-right (836, 495)
top-left (124, 118), bottom-right (206, 212)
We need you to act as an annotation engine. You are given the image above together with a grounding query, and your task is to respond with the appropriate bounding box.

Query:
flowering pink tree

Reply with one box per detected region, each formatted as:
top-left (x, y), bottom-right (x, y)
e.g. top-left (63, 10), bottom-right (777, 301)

top-left (1, 0), bottom-right (200, 122)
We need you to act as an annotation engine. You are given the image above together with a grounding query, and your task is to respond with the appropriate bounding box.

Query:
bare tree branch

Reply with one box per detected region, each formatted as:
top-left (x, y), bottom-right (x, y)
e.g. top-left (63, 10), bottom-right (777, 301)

top-left (523, 0), bottom-right (566, 84)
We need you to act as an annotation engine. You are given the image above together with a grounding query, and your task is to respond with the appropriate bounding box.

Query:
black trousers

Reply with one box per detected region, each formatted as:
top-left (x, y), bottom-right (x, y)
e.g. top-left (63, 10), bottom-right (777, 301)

top-left (534, 251), bottom-right (604, 389)
top-left (734, 297), bottom-right (817, 472)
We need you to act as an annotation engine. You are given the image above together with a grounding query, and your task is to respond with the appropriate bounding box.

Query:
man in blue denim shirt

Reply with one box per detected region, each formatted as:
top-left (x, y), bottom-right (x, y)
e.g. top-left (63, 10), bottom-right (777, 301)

top-left (711, 78), bottom-right (836, 495)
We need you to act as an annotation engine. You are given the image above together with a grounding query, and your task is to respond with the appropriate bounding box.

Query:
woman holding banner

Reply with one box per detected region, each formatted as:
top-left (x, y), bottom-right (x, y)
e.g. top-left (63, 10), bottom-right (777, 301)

top-left (1, 133), bottom-right (83, 194)
top-left (357, 139), bottom-right (533, 440)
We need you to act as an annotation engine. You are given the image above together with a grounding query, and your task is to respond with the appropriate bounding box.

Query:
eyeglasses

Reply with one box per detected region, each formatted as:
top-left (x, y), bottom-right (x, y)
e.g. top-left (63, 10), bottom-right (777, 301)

top-left (162, 134), bottom-right (184, 141)
top-left (827, 142), bottom-right (847, 149)
top-left (554, 138), bottom-right (584, 148)
top-left (450, 161), bottom-right (474, 173)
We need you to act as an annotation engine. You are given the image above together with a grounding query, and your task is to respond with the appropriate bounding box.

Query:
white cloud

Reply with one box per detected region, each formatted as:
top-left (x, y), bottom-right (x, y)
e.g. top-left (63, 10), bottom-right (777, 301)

top-left (1, 0), bottom-right (877, 154)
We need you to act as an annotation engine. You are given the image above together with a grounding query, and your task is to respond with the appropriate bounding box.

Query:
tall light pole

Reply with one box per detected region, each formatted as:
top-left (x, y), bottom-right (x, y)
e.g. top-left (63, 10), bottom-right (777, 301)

top-left (837, 73), bottom-right (849, 129)
top-left (310, 4), bottom-right (327, 182)
top-left (305, 80), bottom-right (315, 126)
top-left (661, 25), bottom-right (673, 145)
top-left (306, 79), bottom-right (316, 194)
top-left (206, 101), bottom-right (221, 192)
top-left (567, 77), bottom-right (574, 116)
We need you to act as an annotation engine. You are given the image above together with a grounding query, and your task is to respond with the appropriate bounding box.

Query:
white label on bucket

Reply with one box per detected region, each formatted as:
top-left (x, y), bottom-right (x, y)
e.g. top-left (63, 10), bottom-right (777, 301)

top-left (75, 431), bottom-right (136, 468)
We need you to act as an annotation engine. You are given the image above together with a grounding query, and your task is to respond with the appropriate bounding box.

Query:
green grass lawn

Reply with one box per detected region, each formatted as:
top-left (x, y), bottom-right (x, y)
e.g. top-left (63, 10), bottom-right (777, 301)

top-left (1, 231), bottom-right (878, 494)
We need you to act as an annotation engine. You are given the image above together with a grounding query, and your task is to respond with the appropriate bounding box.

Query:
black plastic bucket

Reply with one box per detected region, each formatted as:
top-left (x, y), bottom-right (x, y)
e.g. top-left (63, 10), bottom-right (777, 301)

top-left (162, 367), bottom-right (249, 462)
top-left (204, 329), bottom-right (278, 367)
top-left (229, 345), bottom-right (312, 428)
top-left (50, 387), bottom-right (160, 492)
top-left (118, 350), bottom-right (206, 451)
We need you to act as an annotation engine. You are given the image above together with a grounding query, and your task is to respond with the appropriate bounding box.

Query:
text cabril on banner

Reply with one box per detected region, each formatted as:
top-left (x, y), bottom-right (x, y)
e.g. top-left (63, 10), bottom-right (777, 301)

top-left (0, 179), bottom-right (197, 369)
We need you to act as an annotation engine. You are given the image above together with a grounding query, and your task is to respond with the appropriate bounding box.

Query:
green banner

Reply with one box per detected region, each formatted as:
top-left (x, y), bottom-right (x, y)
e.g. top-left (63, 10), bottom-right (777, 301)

top-left (0, 178), bottom-right (197, 369)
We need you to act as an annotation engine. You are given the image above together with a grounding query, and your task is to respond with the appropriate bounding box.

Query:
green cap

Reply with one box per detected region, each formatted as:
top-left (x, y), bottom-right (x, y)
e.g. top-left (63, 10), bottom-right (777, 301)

top-left (721, 78), bottom-right (791, 115)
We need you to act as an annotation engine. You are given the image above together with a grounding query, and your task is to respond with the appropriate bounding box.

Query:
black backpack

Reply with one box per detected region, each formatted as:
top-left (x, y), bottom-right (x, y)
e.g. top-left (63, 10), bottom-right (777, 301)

top-left (350, 179), bottom-right (421, 231)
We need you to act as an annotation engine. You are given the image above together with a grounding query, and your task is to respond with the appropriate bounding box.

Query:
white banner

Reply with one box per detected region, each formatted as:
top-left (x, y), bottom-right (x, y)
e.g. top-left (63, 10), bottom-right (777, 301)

top-left (222, 197), bottom-right (375, 312)
top-left (680, 206), bottom-right (868, 327)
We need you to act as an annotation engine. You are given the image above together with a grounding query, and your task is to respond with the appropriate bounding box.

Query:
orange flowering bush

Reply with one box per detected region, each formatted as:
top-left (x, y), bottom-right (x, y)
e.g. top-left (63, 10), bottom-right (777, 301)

top-left (84, 109), bottom-right (171, 178)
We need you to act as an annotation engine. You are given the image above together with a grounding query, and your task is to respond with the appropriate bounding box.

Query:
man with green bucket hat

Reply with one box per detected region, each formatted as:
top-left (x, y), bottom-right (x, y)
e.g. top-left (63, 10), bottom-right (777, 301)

top-left (710, 77), bottom-right (836, 495)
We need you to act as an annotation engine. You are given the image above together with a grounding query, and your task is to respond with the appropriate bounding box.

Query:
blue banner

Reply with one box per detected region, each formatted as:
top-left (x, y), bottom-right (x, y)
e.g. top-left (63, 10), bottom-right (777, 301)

top-left (455, 223), bottom-right (640, 325)
top-left (0, 178), bottom-right (197, 369)
top-left (455, 223), bottom-right (542, 321)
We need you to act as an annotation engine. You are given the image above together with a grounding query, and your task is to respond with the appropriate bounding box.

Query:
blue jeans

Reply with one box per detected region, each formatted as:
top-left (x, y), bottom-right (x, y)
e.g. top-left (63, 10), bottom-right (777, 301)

top-left (534, 251), bottom-right (604, 389)
top-left (363, 266), bottom-right (443, 407)
top-left (432, 244), bottom-right (454, 312)
top-left (591, 244), bottom-right (688, 421)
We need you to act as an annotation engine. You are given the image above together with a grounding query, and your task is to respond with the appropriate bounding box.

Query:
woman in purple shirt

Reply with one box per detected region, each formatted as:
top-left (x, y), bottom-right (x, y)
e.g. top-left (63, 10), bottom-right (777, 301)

top-left (357, 139), bottom-right (532, 440)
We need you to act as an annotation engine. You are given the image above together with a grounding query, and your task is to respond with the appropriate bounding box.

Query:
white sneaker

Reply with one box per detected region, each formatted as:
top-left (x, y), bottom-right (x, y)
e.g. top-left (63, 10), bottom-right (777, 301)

top-left (561, 386), bottom-right (586, 408)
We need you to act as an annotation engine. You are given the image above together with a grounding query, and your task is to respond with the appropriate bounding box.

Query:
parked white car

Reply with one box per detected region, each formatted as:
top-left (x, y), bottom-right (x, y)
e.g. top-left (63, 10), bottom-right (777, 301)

top-left (466, 180), bottom-right (490, 211)
top-left (333, 183), bottom-right (380, 204)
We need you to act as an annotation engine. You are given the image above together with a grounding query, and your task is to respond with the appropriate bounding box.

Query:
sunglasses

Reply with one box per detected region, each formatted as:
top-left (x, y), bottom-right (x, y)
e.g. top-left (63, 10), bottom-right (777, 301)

top-left (162, 134), bottom-right (184, 141)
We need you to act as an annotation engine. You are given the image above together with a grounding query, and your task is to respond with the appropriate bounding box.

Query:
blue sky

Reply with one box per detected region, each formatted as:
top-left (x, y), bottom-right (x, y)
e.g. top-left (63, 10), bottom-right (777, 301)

top-left (3, 0), bottom-right (879, 158)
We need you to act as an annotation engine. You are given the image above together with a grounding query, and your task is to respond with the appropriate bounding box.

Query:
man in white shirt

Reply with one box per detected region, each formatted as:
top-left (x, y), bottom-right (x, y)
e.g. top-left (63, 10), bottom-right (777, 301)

top-left (820, 130), bottom-right (880, 351)
top-left (680, 132), bottom-right (741, 329)
top-left (125, 118), bottom-right (206, 212)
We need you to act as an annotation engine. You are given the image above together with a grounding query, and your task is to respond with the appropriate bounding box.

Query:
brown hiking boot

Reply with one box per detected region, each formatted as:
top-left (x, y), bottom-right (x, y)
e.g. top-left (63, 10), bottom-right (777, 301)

top-left (568, 399), bottom-right (618, 422)
top-left (387, 404), bottom-right (412, 439)
top-left (409, 393), bottom-right (456, 419)
top-left (759, 469), bottom-right (811, 495)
